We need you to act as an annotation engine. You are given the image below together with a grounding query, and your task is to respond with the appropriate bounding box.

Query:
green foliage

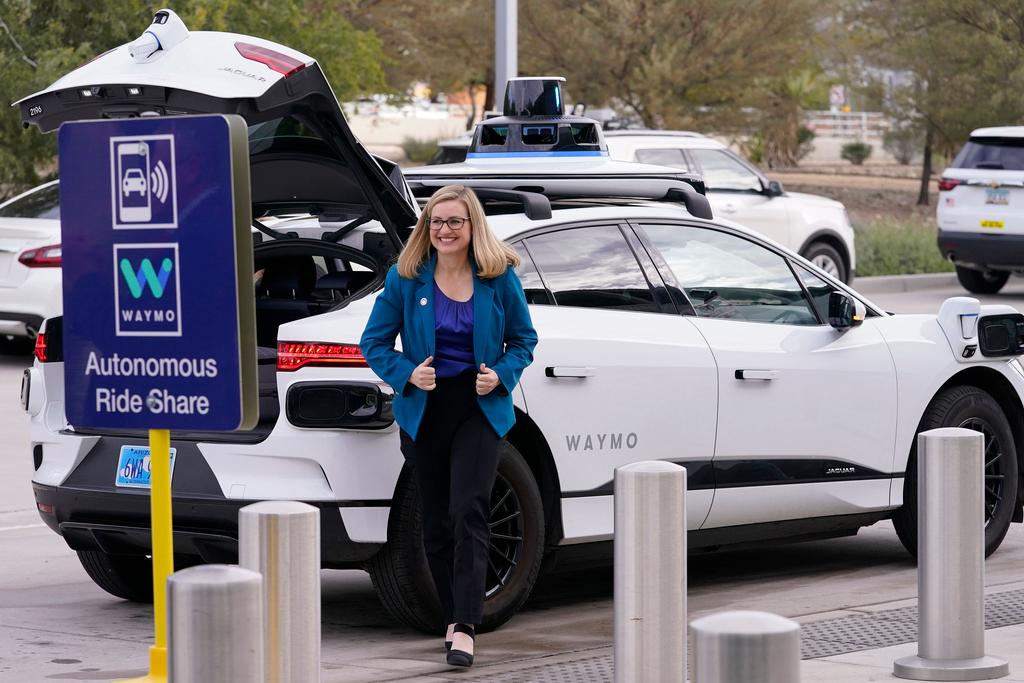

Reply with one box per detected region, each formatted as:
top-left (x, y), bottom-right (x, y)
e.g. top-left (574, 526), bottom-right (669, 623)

top-left (883, 125), bottom-right (924, 165)
top-left (796, 125), bottom-right (815, 162)
top-left (840, 142), bottom-right (873, 165)
top-left (0, 1), bottom-right (386, 200)
top-left (401, 137), bottom-right (439, 165)
top-left (854, 218), bottom-right (953, 277)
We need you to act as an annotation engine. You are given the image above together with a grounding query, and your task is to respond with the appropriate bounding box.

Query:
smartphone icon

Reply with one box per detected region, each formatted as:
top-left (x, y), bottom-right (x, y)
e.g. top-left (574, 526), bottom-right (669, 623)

top-left (117, 142), bottom-right (151, 223)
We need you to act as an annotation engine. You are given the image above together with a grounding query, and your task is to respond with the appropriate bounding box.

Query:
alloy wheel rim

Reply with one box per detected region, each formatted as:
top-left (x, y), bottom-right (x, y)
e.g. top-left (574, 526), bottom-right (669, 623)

top-left (959, 417), bottom-right (1005, 527)
top-left (485, 473), bottom-right (523, 598)
top-left (812, 254), bottom-right (840, 278)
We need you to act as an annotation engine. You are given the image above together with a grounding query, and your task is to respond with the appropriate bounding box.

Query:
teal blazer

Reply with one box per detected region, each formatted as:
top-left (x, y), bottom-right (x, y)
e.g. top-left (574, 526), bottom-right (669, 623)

top-left (360, 255), bottom-right (538, 439)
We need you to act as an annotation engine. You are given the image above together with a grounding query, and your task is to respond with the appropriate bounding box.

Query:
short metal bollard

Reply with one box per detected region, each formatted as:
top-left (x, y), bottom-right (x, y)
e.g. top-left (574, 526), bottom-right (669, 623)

top-left (690, 611), bottom-right (800, 683)
top-left (240, 501), bottom-right (321, 683)
top-left (614, 461), bottom-right (687, 683)
top-left (168, 564), bottom-right (264, 683)
top-left (894, 428), bottom-right (1009, 681)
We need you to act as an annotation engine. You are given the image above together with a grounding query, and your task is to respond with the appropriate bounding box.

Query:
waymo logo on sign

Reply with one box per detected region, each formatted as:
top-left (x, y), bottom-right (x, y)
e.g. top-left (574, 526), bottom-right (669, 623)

top-left (114, 243), bottom-right (182, 336)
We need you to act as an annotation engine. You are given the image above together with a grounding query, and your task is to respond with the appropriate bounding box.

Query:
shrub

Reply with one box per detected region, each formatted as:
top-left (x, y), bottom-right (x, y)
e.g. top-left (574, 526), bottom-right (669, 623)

top-left (796, 125), bottom-right (815, 161)
top-left (854, 217), bottom-right (953, 277)
top-left (841, 141), bottom-right (873, 165)
top-left (401, 137), bottom-right (439, 164)
top-left (883, 126), bottom-right (924, 165)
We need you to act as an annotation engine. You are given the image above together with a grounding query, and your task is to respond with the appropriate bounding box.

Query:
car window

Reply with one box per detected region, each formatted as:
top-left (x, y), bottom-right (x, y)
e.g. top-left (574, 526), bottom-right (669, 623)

top-left (524, 225), bottom-right (659, 312)
top-left (951, 137), bottom-right (1024, 170)
top-left (634, 148), bottom-right (690, 171)
top-left (512, 242), bottom-right (553, 305)
top-left (0, 183), bottom-right (60, 219)
top-left (642, 223), bottom-right (819, 325)
top-left (688, 149), bottom-right (762, 192)
top-left (794, 264), bottom-right (833, 322)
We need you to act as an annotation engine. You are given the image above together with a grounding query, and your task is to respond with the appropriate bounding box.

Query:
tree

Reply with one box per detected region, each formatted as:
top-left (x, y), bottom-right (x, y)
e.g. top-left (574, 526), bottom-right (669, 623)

top-left (841, 0), bottom-right (1024, 205)
top-left (0, 1), bottom-right (386, 199)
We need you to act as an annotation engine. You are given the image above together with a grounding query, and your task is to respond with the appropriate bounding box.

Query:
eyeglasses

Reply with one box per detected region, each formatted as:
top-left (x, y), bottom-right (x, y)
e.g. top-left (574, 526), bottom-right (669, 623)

top-left (428, 216), bottom-right (470, 231)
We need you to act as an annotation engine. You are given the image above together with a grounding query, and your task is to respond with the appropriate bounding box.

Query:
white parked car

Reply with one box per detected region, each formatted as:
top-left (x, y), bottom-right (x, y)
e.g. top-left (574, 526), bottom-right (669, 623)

top-left (18, 19), bottom-right (1024, 637)
top-left (0, 180), bottom-right (62, 340)
top-left (603, 130), bottom-right (857, 283)
top-left (937, 127), bottom-right (1024, 293)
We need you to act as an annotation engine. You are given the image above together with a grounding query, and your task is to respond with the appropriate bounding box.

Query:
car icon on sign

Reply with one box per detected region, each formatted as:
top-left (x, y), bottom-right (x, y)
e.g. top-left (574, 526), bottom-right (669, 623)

top-left (122, 168), bottom-right (147, 197)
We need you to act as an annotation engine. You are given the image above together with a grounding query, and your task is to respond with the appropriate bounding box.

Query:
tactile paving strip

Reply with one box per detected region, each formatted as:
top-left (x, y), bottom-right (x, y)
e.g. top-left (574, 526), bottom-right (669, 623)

top-left (458, 588), bottom-right (1024, 682)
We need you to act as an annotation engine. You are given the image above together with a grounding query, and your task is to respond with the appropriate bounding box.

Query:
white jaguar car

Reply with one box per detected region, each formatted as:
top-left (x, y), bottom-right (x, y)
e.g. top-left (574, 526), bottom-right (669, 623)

top-left (18, 14), bottom-right (1024, 635)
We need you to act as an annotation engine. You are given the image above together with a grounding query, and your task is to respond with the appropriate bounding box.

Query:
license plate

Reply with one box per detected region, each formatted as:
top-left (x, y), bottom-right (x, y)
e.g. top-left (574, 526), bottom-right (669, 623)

top-left (986, 188), bottom-right (1009, 205)
top-left (980, 220), bottom-right (1005, 229)
top-left (115, 445), bottom-right (177, 488)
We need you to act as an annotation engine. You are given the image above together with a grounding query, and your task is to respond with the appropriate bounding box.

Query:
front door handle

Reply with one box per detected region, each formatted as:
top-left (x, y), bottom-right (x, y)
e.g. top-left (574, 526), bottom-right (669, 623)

top-left (735, 369), bottom-right (779, 381)
top-left (545, 366), bottom-right (595, 378)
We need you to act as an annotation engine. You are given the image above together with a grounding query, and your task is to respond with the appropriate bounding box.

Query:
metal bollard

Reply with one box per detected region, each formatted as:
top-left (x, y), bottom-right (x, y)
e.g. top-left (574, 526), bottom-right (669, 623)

top-left (614, 461), bottom-right (687, 683)
top-left (240, 501), bottom-right (321, 683)
top-left (168, 564), bottom-right (264, 683)
top-left (894, 428), bottom-right (1009, 680)
top-left (690, 611), bottom-right (800, 683)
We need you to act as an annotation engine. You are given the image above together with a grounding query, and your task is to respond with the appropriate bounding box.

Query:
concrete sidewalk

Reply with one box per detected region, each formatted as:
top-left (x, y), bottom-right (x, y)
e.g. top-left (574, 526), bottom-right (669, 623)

top-left (339, 583), bottom-right (1024, 682)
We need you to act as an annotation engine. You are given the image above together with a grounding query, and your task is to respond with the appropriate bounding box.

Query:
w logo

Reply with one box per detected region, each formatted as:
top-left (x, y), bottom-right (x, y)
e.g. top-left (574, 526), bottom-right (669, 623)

top-left (114, 244), bottom-right (181, 336)
top-left (119, 257), bottom-right (173, 299)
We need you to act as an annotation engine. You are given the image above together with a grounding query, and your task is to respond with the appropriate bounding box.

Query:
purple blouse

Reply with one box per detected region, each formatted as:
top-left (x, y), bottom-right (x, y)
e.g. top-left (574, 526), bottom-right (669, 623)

top-left (433, 281), bottom-right (475, 378)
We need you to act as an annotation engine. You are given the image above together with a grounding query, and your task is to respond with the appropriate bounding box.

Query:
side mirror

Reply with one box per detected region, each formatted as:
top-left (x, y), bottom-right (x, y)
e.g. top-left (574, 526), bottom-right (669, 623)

top-left (828, 291), bottom-right (866, 330)
top-left (765, 179), bottom-right (784, 197)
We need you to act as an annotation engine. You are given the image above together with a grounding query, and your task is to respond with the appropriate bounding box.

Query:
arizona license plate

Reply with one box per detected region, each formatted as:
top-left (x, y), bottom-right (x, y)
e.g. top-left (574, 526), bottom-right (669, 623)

top-left (980, 220), bottom-right (1005, 229)
top-left (115, 445), bottom-right (177, 488)
top-left (986, 188), bottom-right (1009, 205)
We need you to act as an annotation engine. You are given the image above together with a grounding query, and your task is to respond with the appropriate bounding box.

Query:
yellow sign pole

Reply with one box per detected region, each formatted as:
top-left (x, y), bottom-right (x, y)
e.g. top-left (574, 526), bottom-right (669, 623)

top-left (118, 428), bottom-right (174, 683)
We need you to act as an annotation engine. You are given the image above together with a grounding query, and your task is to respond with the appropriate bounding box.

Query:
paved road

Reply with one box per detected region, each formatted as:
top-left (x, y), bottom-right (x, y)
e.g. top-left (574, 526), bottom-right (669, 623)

top-left (2, 278), bottom-right (1024, 681)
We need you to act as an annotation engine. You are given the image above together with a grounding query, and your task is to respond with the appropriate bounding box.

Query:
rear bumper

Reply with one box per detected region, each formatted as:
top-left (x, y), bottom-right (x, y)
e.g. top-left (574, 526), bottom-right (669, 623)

top-left (937, 230), bottom-right (1024, 270)
top-left (32, 433), bottom-right (388, 568)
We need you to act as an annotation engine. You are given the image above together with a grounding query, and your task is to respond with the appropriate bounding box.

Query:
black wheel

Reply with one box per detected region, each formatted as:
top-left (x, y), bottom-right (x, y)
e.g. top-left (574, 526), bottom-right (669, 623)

top-left (893, 386), bottom-right (1020, 558)
top-left (803, 241), bottom-right (848, 283)
top-left (77, 551), bottom-right (154, 602)
top-left (368, 441), bottom-right (545, 634)
top-left (956, 266), bottom-right (1009, 294)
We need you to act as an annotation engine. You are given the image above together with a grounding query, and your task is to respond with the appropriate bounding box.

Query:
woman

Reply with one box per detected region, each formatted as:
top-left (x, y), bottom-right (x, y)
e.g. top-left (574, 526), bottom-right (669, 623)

top-left (360, 185), bottom-right (538, 667)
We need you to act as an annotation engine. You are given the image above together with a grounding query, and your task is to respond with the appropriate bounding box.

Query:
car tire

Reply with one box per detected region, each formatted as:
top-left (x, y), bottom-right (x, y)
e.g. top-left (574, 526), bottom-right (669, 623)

top-left (803, 241), bottom-right (848, 283)
top-left (893, 385), bottom-right (1020, 558)
top-left (77, 551), bottom-right (154, 602)
top-left (956, 266), bottom-right (1009, 294)
top-left (368, 441), bottom-right (545, 634)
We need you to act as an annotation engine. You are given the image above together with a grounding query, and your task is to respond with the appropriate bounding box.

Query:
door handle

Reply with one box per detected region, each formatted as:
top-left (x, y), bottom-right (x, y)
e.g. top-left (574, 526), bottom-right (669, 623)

top-left (735, 369), bottom-right (779, 381)
top-left (545, 366), bottom-right (595, 378)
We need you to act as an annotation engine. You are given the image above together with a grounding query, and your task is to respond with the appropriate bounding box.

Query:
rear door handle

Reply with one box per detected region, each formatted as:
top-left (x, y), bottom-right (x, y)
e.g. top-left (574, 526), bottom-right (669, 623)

top-left (545, 366), bottom-right (595, 378)
top-left (735, 369), bottom-right (779, 381)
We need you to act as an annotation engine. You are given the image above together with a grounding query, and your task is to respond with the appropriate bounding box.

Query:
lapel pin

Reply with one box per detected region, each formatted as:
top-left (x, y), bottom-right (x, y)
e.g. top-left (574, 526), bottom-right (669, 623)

top-left (420, 297), bottom-right (427, 306)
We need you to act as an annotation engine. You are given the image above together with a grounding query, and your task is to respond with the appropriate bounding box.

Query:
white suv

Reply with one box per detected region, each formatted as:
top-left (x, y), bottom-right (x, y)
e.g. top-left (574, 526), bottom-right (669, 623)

top-left (603, 131), bottom-right (856, 283)
top-left (938, 127), bottom-right (1024, 293)
top-left (19, 26), bottom-right (1024, 637)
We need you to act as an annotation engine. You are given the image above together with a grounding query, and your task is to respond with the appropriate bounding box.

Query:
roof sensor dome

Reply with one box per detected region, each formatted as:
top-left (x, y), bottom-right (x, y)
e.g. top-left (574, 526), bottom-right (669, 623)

top-left (502, 77), bottom-right (565, 117)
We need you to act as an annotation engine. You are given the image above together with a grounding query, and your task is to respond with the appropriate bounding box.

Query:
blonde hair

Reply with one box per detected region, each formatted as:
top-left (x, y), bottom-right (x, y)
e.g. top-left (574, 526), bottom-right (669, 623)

top-left (397, 185), bottom-right (521, 279)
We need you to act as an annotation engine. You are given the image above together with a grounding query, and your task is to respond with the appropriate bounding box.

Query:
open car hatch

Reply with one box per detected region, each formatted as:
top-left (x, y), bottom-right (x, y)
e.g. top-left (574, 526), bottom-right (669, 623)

top-left (15, 10), bottom-right (416, 248)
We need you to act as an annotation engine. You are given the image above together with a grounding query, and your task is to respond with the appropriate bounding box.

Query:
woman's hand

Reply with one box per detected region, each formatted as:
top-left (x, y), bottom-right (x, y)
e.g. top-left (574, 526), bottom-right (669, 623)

top-left (410, 356), bottom-right (436, 391)
top-left (476, 363), bottom-right (500, 396)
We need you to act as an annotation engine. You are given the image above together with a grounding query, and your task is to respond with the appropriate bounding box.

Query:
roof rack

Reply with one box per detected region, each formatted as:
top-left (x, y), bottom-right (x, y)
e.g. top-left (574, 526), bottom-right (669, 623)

top-left (409, 182), bottom-right (553, 220)
top-left (407, 179), bottom-right (712, 220)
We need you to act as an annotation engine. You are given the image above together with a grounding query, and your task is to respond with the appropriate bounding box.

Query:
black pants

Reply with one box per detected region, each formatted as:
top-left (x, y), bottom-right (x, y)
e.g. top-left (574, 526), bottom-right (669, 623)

top-left (401, 372), bottom-right (502, 626)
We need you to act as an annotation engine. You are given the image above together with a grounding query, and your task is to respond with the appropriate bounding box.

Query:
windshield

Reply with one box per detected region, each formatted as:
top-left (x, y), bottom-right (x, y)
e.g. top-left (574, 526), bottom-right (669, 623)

top-left (951, 137), bottom-right (1024, 171)
top-left (0, 183), bottom-right (60, 219)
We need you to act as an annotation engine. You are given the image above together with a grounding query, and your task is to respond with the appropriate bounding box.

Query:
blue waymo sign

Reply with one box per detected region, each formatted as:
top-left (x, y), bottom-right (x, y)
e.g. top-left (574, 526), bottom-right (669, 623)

top-left (58, 115), bottom-right (257, 430)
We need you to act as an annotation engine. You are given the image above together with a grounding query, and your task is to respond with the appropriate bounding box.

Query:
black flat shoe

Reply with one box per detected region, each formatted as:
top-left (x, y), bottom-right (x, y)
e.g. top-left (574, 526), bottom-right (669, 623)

top-left (446, 623), bottom-right (475, 667)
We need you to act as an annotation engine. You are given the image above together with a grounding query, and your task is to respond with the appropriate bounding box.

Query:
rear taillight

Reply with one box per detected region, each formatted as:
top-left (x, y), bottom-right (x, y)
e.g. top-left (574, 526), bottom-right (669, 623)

top-left (18, 244), bottom-right (62, 268)
top-left (34, 334), bottom-right (47, 362)
top-left (235, 42), bottom-right (307, 77)
top-left (277, 341), bottom-right (368, 371)
top-left (938, 178), bottom-right (963, 192)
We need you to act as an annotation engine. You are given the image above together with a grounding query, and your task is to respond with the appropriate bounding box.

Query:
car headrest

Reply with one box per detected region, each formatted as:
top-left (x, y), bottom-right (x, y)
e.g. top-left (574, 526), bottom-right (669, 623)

top-left (258, 256), bottom-right (317, 298)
